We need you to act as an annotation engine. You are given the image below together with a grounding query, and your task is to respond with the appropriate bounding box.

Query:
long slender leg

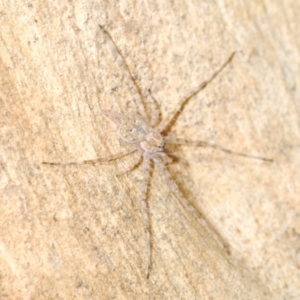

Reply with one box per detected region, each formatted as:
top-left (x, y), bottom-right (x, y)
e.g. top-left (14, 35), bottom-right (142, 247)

top-left (145, 89), bottom-right (161, 127)
top-left (139, 155), bottom-right (152, 278)
top-left (116, 151), bottom-right (142, 176)
top-left (156, 52), bottom-right (235, 133)
top-left (165, 137), bottom-right (273, 162)
top-left (42, 149), bottom-right (137, 165)
top-left (157, 160), bottom-right (230, 252)
top-left (101, 110), bottom-right (123, 126)
top-left (156, 160), bottom-right (202, 222)
top-left (99, 25), bottom-right (149, 122)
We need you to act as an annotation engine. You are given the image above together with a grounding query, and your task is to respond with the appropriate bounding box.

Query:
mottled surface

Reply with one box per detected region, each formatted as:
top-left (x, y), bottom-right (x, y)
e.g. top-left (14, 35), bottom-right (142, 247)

top-left (0, 1), bottom-right (299, 299)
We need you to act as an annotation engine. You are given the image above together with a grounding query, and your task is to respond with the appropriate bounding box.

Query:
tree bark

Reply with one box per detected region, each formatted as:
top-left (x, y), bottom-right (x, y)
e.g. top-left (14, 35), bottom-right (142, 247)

top-left (0, 1), bottom-right (299, 299)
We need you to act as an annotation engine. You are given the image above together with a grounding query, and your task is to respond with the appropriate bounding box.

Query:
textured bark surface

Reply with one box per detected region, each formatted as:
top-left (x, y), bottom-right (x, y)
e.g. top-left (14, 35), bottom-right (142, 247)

top-left (0, 1), bottom-right (299, 299)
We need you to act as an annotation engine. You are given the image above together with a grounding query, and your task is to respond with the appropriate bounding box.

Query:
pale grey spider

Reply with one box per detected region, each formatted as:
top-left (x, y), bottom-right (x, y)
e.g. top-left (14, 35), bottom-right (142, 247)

top-left (43, 25), bottom-right (272, 278)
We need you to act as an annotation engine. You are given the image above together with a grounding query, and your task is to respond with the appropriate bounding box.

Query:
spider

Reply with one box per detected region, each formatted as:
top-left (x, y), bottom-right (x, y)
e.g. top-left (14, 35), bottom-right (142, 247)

top-left (43, 25), bottom-right (272, 278)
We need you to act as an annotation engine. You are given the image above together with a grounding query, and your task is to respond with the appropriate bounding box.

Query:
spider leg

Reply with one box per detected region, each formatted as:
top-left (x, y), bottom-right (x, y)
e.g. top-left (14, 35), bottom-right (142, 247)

top-left (116, 151), bottom-right (143, 176)
top-left (156, 52), bottom-right (235, 133)
top-left (157, 159), bottom-right (233, 252)
top-left (139, 154), bottom-right (152, 278)
top-left (99, 25), bottom-right (149, 123)
top-left (101, 110), bottom-right (123, 126)
top-left (156, 160), bottom-right (203, 223)
top-left (145, 89), bottom-right (161, 127)
top-left (165, 137), bottom-right (273, 162)
top-left (42, 149), bottom-right (137, 165)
